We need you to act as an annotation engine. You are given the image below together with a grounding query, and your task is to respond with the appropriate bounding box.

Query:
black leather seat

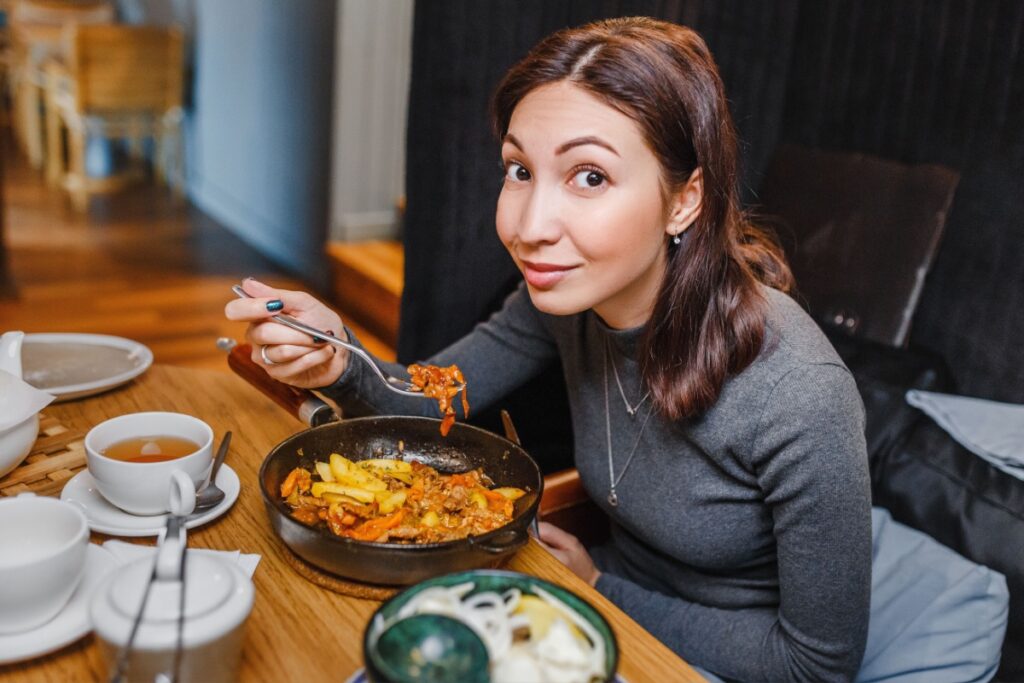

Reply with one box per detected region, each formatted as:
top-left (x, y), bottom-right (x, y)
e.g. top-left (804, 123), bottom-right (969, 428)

top-left (827, 327), bottom-right (1024, 681)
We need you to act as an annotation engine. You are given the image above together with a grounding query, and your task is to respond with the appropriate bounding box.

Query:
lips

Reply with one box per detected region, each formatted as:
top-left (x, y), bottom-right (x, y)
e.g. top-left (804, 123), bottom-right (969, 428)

top-left (521, 260), bottom-right (578, 289)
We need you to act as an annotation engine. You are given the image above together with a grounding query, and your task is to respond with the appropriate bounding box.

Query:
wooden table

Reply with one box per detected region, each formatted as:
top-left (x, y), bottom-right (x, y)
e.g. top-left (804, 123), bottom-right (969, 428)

top-left (0, 365), bottom-right (705, 682)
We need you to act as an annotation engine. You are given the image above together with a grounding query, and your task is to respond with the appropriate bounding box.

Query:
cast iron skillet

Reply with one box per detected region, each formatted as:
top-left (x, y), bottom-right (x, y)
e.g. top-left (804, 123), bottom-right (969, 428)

top-left (259, 415), bottom-right (543, 586)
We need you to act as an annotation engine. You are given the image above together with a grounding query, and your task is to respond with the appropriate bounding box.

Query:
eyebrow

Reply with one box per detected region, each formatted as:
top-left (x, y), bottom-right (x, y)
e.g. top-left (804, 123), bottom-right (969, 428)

top-left (502, 133), bottom-right (620, 157)
top-left (556, 136), bottom-right (619, 157)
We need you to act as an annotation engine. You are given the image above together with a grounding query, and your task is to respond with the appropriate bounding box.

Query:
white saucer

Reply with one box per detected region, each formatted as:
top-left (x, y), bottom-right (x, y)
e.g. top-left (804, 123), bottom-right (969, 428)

top-left (22, 333), bottom-right (153, 402)
top-left (60, 465), bottom-right (240, 537)
top-left (0, 544), bottom-right (118, 664)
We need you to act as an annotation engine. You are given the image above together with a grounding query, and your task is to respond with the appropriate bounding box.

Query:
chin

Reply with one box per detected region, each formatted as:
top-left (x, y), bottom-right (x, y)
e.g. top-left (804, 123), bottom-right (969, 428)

top-left (524, 284), bottom-right (590, 317)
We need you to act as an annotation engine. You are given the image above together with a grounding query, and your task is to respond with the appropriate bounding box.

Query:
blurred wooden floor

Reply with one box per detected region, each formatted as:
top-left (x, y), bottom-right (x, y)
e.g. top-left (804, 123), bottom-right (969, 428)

top-left (0, 139), bottom-right (393, 372)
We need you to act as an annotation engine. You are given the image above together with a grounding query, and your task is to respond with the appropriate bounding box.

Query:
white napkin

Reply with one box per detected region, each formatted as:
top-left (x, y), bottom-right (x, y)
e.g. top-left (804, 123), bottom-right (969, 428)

top-left (0, 369), bottom-right (54, 432)
top-left (102, 540), bottom-right (262, 578)
top-left (906, 389), bottom-right (1024, 480)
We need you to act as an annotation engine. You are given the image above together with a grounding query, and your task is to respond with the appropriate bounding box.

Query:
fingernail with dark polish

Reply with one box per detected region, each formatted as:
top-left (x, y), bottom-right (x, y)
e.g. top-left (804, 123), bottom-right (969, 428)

top-left (312, 336), bottom-right (325, 344)
top-left (266, 299), bottom-right (284, 312)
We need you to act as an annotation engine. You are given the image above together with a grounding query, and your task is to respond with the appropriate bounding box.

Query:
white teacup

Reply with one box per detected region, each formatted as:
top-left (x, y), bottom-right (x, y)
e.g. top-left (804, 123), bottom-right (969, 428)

top-left (85, 412), bottom-right (213, 516)
top-left (0, 494), bottom-right (89, 634)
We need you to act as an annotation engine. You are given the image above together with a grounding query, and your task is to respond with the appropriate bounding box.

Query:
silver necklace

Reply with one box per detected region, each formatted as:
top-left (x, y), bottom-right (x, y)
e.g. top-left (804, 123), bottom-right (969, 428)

top-left (606, 338), bottom-right (650, 416)
top-left (604, 343), bottom-right (655, 507)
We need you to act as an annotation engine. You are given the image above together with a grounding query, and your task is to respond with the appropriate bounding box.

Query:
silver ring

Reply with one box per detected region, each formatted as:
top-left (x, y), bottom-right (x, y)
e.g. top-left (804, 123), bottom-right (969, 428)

top-left (260, 344), bottom-right (277, 365)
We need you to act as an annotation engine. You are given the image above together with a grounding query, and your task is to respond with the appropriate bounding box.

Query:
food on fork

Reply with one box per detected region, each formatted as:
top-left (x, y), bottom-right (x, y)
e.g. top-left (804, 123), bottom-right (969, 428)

top-left (406, 363), bottom-right (470, 436)
top-left (280, 454), bottom-right (526, 543)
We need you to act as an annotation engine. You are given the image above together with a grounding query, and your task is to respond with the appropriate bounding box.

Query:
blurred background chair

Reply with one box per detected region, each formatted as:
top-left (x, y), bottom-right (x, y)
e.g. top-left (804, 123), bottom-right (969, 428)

top-left (44, 23), bottom-right (184, 211)
top-left (7, 0), bottom-right (113, 170)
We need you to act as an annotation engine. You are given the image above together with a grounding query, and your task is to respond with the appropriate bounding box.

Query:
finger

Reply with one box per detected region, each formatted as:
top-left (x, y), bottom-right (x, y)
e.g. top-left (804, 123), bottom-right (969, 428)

top-left (255, 343), bottom-right (324, 366)
top-left (226, 280), bottom-right (321, 322)
top-left (538, 542), bottom-right (573, 567)
top-left (241, 277), bottom-right (284, 298)
top-left (242, 278), bottom-right (323, 315)
top-left (224, 297), bottom-right (279, 322)
top-left (268, 345), bottom-right (337, 380)
top-left (537, 522), bottom-right (580, 550)
top-left (245, 321), bottom-right (326, 348)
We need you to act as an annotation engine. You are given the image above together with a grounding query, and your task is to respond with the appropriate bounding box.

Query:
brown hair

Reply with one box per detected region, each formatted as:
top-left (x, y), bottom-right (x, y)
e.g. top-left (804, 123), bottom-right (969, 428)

top-left (492, 17), bottom-right (793, 420)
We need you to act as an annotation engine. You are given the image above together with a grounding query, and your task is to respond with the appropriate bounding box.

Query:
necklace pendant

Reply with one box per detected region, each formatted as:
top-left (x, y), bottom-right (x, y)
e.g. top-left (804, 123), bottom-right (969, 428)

top-left (626, 406), bottom-right (635, 416)
top-left (607, 490), bottom-right (618, 507)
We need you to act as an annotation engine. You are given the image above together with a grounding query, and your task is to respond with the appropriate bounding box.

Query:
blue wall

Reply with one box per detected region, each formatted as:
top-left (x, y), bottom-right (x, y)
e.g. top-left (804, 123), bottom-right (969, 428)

top-left (189, 0), bottom-right (336, 286)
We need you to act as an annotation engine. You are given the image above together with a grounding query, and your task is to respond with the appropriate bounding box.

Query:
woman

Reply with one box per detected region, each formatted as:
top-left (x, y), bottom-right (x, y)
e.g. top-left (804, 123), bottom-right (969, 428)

top-left (226, 18), bottom-right (871, 681)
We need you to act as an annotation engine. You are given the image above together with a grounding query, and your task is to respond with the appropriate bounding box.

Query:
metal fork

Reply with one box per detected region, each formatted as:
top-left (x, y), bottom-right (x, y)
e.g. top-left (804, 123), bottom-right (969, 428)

top-left (231, 285), bottom-right (464, 399)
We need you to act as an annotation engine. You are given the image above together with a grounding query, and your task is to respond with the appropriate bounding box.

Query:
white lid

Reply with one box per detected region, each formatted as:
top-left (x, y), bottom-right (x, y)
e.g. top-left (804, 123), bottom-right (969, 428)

top-left (90, 555), bottom-right (253, 650)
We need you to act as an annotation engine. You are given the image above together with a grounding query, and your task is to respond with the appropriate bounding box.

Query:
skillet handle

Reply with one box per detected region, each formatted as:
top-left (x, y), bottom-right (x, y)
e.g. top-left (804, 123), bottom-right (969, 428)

top-left (227, 343), bottom-right (336, 427)
top-left (468, 526), bottom-right (529, 555)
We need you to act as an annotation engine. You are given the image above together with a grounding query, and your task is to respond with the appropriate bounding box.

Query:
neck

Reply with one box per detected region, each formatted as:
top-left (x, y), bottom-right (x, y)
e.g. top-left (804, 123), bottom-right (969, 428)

top-left (593, 257), bottom-right (666, 330)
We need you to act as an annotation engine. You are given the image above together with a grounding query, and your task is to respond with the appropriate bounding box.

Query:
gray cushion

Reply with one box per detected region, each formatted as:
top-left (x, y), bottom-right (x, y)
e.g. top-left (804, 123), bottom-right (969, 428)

top-left (857, 508), bottom-right (1008, 683)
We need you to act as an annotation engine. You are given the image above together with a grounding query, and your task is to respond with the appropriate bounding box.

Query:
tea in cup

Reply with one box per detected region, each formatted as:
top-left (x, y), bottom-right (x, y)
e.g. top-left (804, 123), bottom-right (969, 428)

top-left (85, 412), bottom-right (213, 516)
top-left (0, 494), bottom-right (89, 634)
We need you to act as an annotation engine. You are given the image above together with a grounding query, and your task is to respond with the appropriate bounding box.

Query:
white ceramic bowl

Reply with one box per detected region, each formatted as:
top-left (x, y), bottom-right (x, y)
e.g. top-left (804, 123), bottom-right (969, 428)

top-left (85, 412), bottom-right (213, 516)
top-left (0, 494), bottom-right (89, 634)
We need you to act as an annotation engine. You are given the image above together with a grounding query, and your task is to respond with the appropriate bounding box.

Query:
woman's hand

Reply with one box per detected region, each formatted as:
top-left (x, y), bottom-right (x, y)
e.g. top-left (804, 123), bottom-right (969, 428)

top-left (223, 278), bottom-right (349, 389)
top-left (535, 522), bottom-right (601, 587)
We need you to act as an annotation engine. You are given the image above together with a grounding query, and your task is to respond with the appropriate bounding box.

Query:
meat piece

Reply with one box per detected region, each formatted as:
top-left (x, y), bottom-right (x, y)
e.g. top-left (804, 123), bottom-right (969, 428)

top-left (406, 363), bottom-right (469, 436)
top-left (444, 485), bottom-right (468, 511)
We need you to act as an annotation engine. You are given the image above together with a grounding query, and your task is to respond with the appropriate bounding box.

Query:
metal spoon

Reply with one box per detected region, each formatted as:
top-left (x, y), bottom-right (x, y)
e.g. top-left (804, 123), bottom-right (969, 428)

top-left (194, 431), bottom-right (231, 512)
top-left (232, 285), bottom-right (465, 399)
top-left (501, 409), bottom-right (541, 539)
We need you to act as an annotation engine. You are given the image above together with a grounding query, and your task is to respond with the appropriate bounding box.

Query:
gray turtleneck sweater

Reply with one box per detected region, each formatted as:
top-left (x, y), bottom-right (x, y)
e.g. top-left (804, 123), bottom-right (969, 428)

top-left (321, 283), bottom-right (872, 682)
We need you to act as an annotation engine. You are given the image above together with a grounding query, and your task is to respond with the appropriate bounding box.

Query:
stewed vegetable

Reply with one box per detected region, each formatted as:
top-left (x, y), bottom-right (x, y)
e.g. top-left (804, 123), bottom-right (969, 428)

top-left (280, 454), bottom-right (525, 543)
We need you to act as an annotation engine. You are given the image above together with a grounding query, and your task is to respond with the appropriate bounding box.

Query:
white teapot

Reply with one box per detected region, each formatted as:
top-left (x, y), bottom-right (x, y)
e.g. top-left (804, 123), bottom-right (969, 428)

top-left (90, 521), bottom-right (255, 683)
top-left (0, 331), bottom-right (54, 478)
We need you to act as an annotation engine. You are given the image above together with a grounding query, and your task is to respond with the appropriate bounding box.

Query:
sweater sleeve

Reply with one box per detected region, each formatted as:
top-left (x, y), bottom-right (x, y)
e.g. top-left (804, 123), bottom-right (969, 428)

top-left (318, 282), bottom-right (559, 419)
top-left (596, 363), bottom-right (872, 682)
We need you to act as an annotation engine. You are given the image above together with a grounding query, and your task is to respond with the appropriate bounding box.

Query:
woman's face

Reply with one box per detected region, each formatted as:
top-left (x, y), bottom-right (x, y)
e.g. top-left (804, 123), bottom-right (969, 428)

top-left (496, 81), bottom-right (677, 329)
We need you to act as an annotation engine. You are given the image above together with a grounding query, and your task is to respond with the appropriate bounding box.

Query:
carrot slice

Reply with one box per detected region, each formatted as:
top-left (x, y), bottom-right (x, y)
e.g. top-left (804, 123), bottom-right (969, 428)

top-left (346, 509), bottom-right (406, 542)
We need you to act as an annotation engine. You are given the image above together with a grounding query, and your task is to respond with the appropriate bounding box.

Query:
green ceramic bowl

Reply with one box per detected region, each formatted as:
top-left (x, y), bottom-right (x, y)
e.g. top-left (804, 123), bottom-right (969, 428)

top-left (363, 569), bottom-right (619, 683)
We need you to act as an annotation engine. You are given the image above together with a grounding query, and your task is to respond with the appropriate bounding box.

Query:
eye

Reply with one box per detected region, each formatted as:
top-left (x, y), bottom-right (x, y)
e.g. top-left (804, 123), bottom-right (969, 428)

top-left (504, 162), bottom-right (531, 183)
top-left (570, 168), bottom-right (607, 190)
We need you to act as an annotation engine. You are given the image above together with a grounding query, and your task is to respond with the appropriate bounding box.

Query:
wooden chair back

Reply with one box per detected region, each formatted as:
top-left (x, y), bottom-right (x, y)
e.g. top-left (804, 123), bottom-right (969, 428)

top-left (68, 24), bottom-right (183, 113)
top-left (12, 0), bottom-right (113, 27)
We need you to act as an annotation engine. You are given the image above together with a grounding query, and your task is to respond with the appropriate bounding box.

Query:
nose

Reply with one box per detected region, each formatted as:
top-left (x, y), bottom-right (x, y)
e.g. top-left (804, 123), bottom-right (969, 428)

top-left (515, 184), bottom-right (563, 246)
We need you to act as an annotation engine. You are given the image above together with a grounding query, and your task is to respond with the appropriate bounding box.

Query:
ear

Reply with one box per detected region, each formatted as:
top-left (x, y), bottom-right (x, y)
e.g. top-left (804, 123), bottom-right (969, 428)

top-left (665, 168), bottom-right (703, 239)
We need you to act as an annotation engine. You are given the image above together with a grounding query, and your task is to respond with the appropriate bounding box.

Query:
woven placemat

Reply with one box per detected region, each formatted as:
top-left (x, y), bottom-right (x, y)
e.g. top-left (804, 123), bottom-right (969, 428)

top-left (279, 541), bottom-right (400, 601)
top-left (278, 536), bottom-right (510, 602)
top-left (0, 413), bottom-right (85, 498)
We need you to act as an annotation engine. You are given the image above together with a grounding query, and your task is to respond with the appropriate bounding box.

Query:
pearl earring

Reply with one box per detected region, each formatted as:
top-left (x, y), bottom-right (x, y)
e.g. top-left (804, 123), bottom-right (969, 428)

top-left (671, 233), bottom-right (682, 245)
